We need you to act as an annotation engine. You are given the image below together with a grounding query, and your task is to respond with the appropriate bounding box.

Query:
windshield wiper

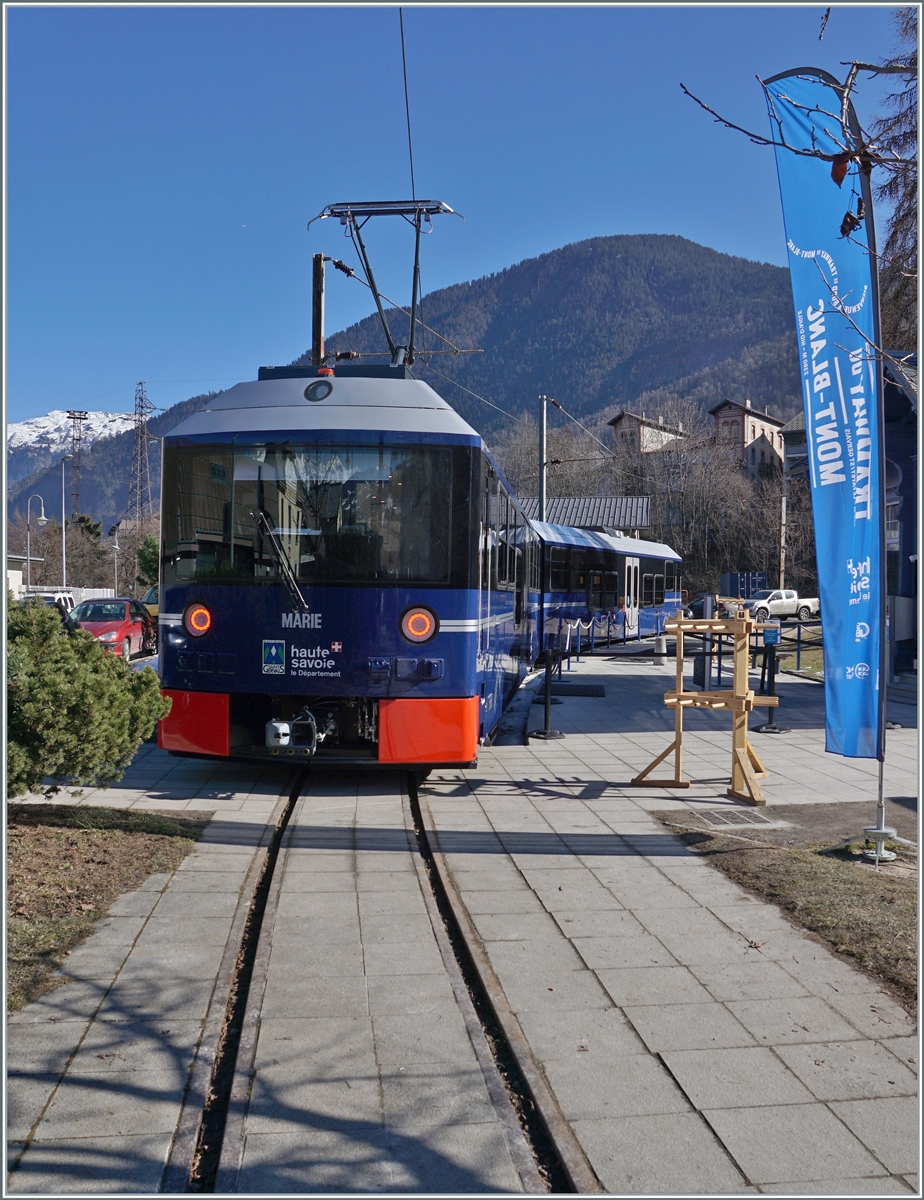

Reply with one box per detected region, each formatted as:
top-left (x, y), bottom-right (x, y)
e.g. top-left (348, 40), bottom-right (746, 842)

top-left (252, 511), bottom-right (310, 614)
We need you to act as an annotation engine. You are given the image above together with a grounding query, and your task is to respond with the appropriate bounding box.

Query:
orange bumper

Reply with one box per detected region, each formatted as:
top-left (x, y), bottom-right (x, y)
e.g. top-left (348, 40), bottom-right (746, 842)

top-left (378, 697), bottom-right (479, 764)
top-left (158, 690), bottom-right (229, 757)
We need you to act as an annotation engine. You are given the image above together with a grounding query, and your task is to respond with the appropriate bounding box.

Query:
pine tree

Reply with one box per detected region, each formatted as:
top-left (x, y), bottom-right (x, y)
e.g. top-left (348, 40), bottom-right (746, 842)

top-left (7, 599), bottom-right (171, 798)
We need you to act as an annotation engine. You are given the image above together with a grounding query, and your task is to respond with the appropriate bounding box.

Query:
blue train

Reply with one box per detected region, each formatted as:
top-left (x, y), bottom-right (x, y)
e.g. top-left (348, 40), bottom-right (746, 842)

top-left (157, 363), bottom-right (683, 768)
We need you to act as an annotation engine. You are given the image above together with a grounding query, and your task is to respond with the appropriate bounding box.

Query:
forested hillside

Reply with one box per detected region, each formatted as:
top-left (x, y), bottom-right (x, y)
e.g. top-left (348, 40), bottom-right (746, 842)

top-left (295, 233), bottom-right (802, 432)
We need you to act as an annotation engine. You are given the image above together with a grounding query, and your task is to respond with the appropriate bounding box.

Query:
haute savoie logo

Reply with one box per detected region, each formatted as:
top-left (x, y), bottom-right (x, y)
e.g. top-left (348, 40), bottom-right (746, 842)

top-left (262, 640), bottom-right (285, 674)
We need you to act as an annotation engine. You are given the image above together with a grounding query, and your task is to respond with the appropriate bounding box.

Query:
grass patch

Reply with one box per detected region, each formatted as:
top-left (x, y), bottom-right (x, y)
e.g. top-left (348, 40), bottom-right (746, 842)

top-left (671, 827), bottom-right (916, 1016)
top-left (7, 805), bottom-right (212, 1012)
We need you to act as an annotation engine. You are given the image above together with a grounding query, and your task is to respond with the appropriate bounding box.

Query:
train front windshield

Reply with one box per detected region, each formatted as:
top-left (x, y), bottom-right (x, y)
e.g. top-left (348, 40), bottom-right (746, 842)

top-left (161, 441), bottom-right (473, 587)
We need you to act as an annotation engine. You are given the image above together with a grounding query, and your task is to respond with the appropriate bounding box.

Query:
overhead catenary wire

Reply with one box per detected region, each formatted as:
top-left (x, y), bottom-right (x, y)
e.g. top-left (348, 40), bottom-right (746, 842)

top-left (330, 259), bottom-right (473, 355)
top-left (421, 363), bottom-right (517, 420)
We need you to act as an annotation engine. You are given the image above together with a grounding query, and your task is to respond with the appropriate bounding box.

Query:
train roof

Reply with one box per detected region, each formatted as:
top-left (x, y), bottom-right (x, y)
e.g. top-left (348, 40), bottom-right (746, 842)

top-left (529, 520), bottom-right (682, 562)
top-left (163, 376), bottom-right (481, 443)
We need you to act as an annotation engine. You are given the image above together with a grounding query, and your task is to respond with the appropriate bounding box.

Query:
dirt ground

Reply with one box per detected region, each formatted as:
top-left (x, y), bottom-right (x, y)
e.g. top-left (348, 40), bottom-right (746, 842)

top-left (653, 799), bottom-right (918, 1016)
top-left (7, 805), bottom-right (213, 1011)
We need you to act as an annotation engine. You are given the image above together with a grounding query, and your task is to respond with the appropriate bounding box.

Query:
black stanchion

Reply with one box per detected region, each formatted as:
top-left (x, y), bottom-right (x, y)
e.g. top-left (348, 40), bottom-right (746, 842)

top-left (530, 634), bottom-right (565, 740)
top-left (756, 642), bottom-right (790, 734)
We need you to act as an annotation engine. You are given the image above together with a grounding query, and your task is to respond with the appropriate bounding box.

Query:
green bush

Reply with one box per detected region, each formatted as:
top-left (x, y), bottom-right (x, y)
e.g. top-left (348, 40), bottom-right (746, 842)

top-left (7, 600), bottom-right (171, 798)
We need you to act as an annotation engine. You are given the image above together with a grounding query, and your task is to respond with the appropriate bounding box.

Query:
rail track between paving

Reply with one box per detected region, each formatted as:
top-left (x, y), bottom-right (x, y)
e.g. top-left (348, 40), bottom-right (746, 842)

top-left (160, 771), bottom-right (600, 1194)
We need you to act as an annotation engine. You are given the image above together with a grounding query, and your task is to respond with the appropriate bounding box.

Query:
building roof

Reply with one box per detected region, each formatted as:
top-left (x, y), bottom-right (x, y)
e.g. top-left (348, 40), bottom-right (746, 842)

top-left (518, 496), bottom-right (650, 530)
top-left (607, 411), bottom-right (685, 436)
top-left (708, 398), bottom-right (786, 427)
top-left (529, 520), bottom-right (681, 561)
top-left (781, 411), bottom-right (805, 434)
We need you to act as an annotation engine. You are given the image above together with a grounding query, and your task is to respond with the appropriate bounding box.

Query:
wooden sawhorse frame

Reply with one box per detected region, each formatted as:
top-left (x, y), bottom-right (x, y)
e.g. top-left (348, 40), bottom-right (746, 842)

top-left (631, 614), bottom-right (778, 805)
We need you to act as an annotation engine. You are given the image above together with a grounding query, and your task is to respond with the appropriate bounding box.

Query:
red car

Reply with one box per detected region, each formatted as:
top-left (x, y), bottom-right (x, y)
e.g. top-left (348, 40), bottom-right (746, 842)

top-left (71, 598), bottom-right (157, 659)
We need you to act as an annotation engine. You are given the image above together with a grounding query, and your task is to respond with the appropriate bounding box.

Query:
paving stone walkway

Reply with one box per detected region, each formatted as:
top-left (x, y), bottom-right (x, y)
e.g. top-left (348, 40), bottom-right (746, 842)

top-left (7, 753), bottom-right (293, 1194)
top-left (422, 654), bottom-right (919, 1194)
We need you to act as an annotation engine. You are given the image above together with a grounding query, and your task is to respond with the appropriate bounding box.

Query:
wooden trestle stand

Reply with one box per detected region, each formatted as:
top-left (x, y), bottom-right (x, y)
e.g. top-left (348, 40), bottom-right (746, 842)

top-left (631, 614), bottom-right (778, 805)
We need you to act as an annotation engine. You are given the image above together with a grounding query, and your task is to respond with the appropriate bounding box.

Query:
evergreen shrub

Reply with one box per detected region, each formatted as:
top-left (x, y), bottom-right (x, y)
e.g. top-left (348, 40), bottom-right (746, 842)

top-left (7, 599), bottom-right (171, 798)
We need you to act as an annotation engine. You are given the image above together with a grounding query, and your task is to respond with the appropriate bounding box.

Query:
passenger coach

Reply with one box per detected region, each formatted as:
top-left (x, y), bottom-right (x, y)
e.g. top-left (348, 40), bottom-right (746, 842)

top-left (157, 364), bottom-right (682, 769)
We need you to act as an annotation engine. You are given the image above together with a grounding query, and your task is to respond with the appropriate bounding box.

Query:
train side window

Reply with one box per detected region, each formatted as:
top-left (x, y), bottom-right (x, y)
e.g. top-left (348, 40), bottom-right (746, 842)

top-left (642, 573), bottom-right (654, 607)
top-left (664, 561), bottom-right (675, 592)
top-left (570, 550), bottom-right (586, 593)
top-left (530, 539), bottom-right (540, 591)
top-left (550, 548), bottom-right (568, 591)
top-left (604, 571), bottom-right (617, 609)
top-left (589, 571), bottom-right (604, 610)
top-left (654, 575), bottom-right (664, 605)
top-left (496, 494), bottom-right (508, 586)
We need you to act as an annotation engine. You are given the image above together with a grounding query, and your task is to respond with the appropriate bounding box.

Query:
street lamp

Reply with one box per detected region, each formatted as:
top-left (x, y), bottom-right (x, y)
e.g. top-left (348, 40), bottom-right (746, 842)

top-left (26, 495), bottom-right (48, 592)
top-left (112, 521), bottom-right (121, 593)
top-left (61, 455), bottom-right (73, 590)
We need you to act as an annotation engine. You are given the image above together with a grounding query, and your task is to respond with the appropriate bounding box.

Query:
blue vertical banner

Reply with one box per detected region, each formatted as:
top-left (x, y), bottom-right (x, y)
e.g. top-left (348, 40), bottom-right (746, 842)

top-left (764, 68), bottom-right (884, 758)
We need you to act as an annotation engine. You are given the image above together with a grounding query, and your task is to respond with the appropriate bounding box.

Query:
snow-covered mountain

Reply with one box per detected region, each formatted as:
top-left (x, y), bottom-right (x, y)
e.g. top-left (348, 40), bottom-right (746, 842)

top-left (7, 409), bottom-right (136, 485)
top-left (8, 409), bottom-right (135, 453)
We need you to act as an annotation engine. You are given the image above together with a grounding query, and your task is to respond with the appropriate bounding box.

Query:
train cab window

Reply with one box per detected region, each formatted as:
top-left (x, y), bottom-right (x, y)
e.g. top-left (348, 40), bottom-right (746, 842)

top-left (549, 548), bottom-right (568, 591)
top-left (642, 573), bottom-right (654, 607)
top-left (604, 571), bottom-right (618, 609)
top-left (589, 571), bottom-right (604, 610)
top-left (161, 441), bottom-right (472, 589)
top-left (570, 551), bottom-right (586, 593)
top-left (664, 561), bottom-right (675, 592)
top-left (654, 575), bottom-right (664, 606)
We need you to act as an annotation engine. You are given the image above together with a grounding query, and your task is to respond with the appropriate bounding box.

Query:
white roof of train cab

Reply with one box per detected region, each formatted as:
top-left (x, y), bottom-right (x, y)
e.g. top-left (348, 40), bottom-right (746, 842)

top-left (164, 375), bottom-right (481, 442)
top-left (529, 520), bottom-right (681, 562)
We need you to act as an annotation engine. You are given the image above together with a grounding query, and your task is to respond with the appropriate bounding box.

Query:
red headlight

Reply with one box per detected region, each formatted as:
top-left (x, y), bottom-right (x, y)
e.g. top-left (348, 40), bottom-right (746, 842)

top-left (400, 607), bottom-right (438, 643)
top-left (184, 604), bottom-right (212, 637)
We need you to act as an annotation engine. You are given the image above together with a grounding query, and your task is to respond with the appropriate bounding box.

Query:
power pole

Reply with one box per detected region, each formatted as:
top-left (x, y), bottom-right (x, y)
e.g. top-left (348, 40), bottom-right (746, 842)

top-left (127, 382), bottom-right (155, 528)
top-left (779, 486), bottom-right (788, 589)
top-left (66, 410), bottom-right (88, 518)
top-left (311, 253), bottom-right (326, 366)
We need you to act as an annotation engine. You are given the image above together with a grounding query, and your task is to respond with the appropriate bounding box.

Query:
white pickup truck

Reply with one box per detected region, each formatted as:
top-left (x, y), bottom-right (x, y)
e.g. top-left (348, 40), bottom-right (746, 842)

top-left (739, 589), bottom-right (820, 622)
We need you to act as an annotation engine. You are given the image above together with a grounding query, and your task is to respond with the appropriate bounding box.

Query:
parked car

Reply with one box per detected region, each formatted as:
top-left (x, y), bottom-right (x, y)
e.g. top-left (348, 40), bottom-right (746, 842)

top-left (739, 589), bottom-right (820, 622)
top-left (141, 584), bottom-right (159, 619)
top-left (684, 594), bottom-right (736, 619)
top-left (30, 590), bottom-right (75, 613)
top-left (71, 598), bottom-right (157, 659)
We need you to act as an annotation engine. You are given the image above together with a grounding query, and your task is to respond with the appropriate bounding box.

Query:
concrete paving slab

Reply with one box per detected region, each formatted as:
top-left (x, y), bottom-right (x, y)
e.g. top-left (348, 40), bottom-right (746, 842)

top-left (881, 1036), bottom-right (919, 1074)
top-left (33, 1070), bottom-right (189, 1139)
top-left (703, 1102), bottom-right (889, 1183)
top-left (498, 966), bottom-right (612, 1014)
top-left (235, 1127), bottom-right (404, 1194)
top-left (259, 973), bottom-right (371, 1020)
top-left (370, 1009), bottom-right (480, 1070)
top-left (544, 1050), bottom-right (691, 1119)
top-left (688, 958), bottom-right (812, 1001)
top-left (572, 1111), bottom-right (748, 1193)
top-left (67, 1019), bottom-right (203, 1076)
top-left (662, 1046), bottom-right (814, 1108)
top-left (7, 1133), bottom-right (174, 1194)
top-left (366, 973), bottom-right (458, 1016)
top-left (378, 1065), bottom-right (497, 1130)
top-left (829, 1097), bottom-right (920, 1175)
top-left (825, 990), bottom-right (919, 1040)
top-left (726, 995), bottom-right (866, 1044)
top-left (596, 964), bottom-right (713, 1007)
top-left (515, 1005), bottom-right (646, 1060)
top-left (774, 1040), bottom-right (919, 1101)
top-left (571, 933), bottom-right (678, 969)
top-left (759, 1177), bottom-right (914, 1194)
top-left (552, 908), bottom-right (648, 938)
top-left (624, 1001), bottom-right (757, 1052)
top-left (385, 1120), bottom-right (523, 1193)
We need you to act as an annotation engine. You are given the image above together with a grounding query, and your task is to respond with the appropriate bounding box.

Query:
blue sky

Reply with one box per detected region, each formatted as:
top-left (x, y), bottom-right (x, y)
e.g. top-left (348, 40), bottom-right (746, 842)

top-left (6, 4), bottom-right (902, 425)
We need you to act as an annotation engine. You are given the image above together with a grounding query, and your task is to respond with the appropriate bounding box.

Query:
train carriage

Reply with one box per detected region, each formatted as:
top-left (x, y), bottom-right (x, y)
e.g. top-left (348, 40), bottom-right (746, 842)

top-left (156, 363), bottom-right (683, 768)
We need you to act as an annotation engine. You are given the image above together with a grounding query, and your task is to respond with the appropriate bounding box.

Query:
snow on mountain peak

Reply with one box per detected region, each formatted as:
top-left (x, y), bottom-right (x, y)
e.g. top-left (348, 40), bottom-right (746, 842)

top-left (7, 409), bottom-right (136, 454)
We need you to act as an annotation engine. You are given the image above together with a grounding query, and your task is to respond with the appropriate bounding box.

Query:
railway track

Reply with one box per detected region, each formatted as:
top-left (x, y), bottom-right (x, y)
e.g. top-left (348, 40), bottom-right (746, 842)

top-left (161, 771), bottom-right (600, 1194)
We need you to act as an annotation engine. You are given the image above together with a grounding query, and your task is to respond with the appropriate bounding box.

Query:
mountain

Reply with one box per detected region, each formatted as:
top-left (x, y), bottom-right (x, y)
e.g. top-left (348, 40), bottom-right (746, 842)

top-left (9, 234), bottom-right (802, 529)
top-left (7, 410), bottom-right (137, 485)
top-left (8, 394), bottom-right (220, 530)
top-left (295, 233), bottom-right (802, 433)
